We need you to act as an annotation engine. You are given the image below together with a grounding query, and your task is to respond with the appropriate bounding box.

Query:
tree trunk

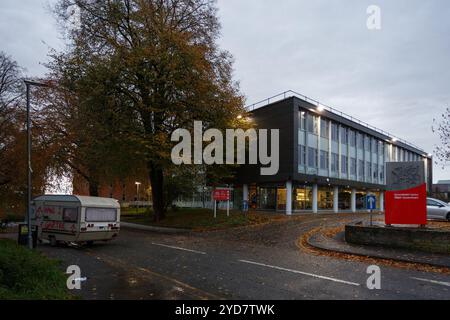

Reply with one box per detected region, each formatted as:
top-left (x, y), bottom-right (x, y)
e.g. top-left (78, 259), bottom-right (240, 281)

top-left (89, 181), bottom-right (99, 197)
top-left (149, 161), bottom-right (165, 222)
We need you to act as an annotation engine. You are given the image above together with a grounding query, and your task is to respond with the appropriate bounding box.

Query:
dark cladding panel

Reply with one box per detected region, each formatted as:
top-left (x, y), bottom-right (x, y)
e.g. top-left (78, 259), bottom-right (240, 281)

top-left (237, 98), bottom-right (296, 184)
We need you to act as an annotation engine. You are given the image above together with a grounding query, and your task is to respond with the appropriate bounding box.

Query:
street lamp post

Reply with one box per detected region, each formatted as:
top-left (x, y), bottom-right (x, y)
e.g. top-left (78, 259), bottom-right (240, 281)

top-left (24, 79), bottom-right (49, 249)
top-left (135, 182), bottom-right (141, 214)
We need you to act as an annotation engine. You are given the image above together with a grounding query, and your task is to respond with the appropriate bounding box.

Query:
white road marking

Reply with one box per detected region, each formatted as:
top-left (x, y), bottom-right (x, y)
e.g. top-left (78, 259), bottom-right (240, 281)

top-left (239, 259), bottom-right (360, 286)
top-left (152, 242), bottom-right (207, 255)
top-left (411, 277), bottom-right (450, 287)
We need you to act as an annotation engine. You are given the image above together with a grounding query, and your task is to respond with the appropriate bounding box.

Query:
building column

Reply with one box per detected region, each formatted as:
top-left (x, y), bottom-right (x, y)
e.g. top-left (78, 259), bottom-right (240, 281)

top-left (312, 184), bottom-right (318, 214)
top-left (351, 189), bottom-right (356, 213)
top-left (380, 191), bottom-right (385, 212)
top-left (286, 181), bottom-right (293, 216)
top-left (333, 186), bottom-right (339, 213)
top-left (243, 184), bottom-right (249, 201)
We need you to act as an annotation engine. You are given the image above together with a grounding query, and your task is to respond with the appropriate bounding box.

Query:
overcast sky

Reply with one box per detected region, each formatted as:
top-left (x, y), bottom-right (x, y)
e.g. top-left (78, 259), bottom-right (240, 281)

top-left (1, 0), bottom-right (449, 182)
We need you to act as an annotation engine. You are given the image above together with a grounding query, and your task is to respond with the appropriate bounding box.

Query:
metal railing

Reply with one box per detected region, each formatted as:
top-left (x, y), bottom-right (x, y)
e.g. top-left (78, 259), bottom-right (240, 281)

top-left (245, 90), bottom-right (426, 153)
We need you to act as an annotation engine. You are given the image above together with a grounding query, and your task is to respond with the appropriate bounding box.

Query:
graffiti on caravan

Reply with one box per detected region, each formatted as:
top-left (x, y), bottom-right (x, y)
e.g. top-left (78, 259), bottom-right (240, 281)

top-left (171, 121), bottom-right (280, 176)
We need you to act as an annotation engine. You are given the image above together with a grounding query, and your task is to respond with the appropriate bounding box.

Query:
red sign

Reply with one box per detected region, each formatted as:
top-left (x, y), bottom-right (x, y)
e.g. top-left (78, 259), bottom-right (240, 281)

top-left (385, 183), bottom-right (427, 225)
top-left (213, 189), bottom-right (230, 201)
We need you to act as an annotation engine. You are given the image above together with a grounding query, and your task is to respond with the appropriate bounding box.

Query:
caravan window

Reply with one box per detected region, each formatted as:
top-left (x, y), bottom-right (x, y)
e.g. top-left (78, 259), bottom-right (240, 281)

top-left (85, 208), bottom-right (117, 222)
top-left (63, 208), bottom-right (78, 222)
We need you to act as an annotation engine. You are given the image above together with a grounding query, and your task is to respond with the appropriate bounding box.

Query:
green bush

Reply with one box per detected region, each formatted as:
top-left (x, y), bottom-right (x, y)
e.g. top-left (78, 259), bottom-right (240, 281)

top-left (0, 239), bottom-right (72, 299)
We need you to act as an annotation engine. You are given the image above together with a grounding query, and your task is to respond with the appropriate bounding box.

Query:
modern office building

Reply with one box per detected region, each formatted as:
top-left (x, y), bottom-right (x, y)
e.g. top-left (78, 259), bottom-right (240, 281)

top-left (432, 180), bottom-right (450, 202)
top-left (238, 91), bottom-right (433, 215)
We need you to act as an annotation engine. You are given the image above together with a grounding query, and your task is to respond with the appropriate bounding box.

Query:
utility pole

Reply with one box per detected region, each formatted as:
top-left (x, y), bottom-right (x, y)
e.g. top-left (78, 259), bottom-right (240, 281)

top-left (24, 79), bottom-right (49, 249)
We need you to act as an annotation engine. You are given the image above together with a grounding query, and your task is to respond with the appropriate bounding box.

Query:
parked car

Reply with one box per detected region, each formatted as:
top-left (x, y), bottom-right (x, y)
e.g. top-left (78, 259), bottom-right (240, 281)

top-left (426, 197), bottom-right (450, 221)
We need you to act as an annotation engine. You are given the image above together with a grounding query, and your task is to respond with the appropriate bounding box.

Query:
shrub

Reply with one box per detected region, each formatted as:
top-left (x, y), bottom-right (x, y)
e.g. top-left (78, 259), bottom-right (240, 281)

top-left (0, 239), bottom-right (72, 299)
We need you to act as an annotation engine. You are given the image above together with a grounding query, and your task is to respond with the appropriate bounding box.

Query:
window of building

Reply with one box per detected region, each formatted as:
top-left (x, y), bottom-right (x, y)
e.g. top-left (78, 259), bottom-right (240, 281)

top-left (277, 188), bottom-right (287, 211)
top-left (356, 191), bottom-right (366, 210)
top-left (257, 188), bottom-right (277, 210)
top-left (331, 123), bottom-right (339, 142)
top-left (372, 138), bottom-right (378, 153)
top-left (307, 114), bottom-right (319, 135)
top-left (379, 141), bottom-right (384, 156)
top-left (380, 165), bottom-right (384, 182)
top-left (373, 163), bottom-right (378, 180)
top-left (338, 189), bottom-right (351, 210)
top-left (366, 161), bottom-right (371, 179)
top-left (293, 186), bottom-right (313, 210)
top-left (308, 147), bottom-right (318, 168)
top-left (364, 136), bottom-right (370, 152)
top-left (331, 153), bottom-right (339, 172)
top-left (298, 145), bottom-right (306, 166)
top-left (340, 127), bottom-right (348, 144)
top-left (349, 130), bottom-right (356, 147)
top-left (357, 132), bottom-right (364, 149)
top-left (299, 111), bottom-right (306, 131)
top-left (320, 118), bottom-right (329, 138)
top-left (350, 158), bottom-right (357, 175)
top-left (318, 187), bottom-right (334, 210)
top-left (341, 155), bottom-right (348, 174)
top-left (358, 159), bottom-right (364, 177)
top-left (320, 150), bottom-right (329, 170)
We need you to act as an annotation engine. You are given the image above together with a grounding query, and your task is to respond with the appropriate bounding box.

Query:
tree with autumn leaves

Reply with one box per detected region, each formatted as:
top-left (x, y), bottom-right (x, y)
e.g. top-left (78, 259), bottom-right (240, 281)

top-left (44, 0), bottom-right (248, 221)
top-left (0, 52), bottom-right (54, 218)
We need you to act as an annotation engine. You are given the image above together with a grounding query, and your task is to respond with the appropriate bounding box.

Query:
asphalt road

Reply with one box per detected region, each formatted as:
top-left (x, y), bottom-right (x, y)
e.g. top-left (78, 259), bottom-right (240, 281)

top-left (39, 213), bottom-right (450, 300)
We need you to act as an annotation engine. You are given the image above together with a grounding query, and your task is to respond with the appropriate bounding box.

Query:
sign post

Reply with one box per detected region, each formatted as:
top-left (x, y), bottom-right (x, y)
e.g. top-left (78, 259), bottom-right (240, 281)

top-left (366, 194), bottom-right (377, 226)
top-left (212, 188), bottom-right (231, 219)
top-left (385, 161), bottom-right (427, 226)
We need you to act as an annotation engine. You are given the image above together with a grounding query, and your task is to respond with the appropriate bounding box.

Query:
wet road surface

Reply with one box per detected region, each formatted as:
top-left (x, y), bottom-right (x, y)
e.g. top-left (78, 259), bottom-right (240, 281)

top-left (38, 213), bottom-right (450, 300)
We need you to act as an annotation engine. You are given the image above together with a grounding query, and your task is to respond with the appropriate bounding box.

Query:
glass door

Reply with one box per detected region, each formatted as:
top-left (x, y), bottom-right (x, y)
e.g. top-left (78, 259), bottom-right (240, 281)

top-left (277, 188), bottom-right (287, 211)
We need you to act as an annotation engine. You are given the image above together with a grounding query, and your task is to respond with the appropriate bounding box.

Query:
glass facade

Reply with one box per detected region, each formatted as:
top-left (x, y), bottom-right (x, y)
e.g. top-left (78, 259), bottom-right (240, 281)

top-left (355, 191), bottom-right (366, 210)
top-left (293, 186), bottom-right (313, 210)
top-left (245, 106), bottom-right (428, 214)
top-left (320, 150), bottom-right (329, 170)
top-left (318, 187), bottom-right (334, 210)
top-left (297, 109), bottom-right (426, 185)
top-left (257, 187), bottom-right (276, 210)
top-left (277, 188), bottom-right (286, 211)
top-left (338, 189), bottom-right (351, 210)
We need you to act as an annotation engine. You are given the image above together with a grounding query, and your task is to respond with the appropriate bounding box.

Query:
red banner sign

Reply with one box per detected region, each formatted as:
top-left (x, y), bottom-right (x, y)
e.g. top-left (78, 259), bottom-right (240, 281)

top-left (385, 183), bottom-right (427, 225)
top-left (213, 189), bottom-right (230, 201)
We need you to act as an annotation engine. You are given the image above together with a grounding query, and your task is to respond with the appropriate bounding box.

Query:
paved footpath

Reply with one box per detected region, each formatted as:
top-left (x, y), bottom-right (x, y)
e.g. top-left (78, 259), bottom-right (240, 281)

top-left (36, 213), bottom-right (450, 300)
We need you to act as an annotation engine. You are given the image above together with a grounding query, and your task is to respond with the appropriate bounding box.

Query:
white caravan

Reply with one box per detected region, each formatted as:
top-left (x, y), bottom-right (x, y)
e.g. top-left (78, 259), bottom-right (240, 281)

top-left (32, 195), bottom-right (120, 246)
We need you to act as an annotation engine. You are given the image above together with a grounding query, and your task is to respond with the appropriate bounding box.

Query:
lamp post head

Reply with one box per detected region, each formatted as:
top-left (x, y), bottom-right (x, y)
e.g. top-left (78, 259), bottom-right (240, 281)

top-left (24, 79), bottom-right (51, 88)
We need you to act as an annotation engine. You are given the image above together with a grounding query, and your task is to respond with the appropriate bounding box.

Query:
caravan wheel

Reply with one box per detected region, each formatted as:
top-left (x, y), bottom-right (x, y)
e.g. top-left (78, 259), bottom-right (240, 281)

top-left (49, 236), bottom-right (57, 247)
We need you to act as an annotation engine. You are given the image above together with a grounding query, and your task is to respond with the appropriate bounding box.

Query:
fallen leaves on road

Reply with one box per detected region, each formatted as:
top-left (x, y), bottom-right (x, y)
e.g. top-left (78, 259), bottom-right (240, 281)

top-left (298, 226), bottom-right (450, 275)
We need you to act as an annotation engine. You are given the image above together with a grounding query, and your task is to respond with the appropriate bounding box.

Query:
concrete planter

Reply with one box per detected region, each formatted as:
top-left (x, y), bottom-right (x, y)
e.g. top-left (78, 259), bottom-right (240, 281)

top-left (345, 223), bottom-right (450, 254)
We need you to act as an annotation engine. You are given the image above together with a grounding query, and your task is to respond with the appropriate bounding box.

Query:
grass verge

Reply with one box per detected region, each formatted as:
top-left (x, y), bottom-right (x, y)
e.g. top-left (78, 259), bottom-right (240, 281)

top-left (121, 208), bottom-right (282, 231)
top-left (0, 239), bottom-right (72, 299)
